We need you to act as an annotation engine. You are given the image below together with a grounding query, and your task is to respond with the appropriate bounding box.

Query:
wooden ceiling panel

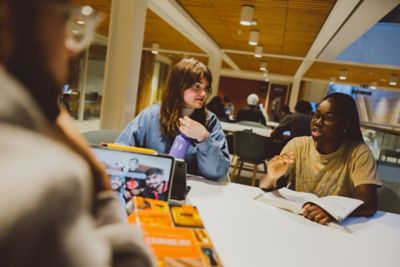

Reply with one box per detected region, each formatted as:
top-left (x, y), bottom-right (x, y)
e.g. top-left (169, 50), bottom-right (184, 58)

top-left (305, 62), bottom-right (400, 89)
top-left (227, 53), bottom-right (301, 75)
top-left (177, 0), bottom-right (335, 57)
top-left (143, 10), bottom-right (204, 54)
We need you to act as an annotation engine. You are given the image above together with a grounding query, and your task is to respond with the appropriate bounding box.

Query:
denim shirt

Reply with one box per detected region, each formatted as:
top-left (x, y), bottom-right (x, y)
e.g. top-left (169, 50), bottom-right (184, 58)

top-left (116, 104), bottom-right (230, 180)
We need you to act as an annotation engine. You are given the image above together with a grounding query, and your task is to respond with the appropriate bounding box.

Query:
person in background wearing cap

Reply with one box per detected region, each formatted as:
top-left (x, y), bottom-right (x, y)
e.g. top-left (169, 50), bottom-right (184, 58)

top-left (236, 93), bottom-right (266, 125)
top-left (0, 0), bottom-right (153, 266)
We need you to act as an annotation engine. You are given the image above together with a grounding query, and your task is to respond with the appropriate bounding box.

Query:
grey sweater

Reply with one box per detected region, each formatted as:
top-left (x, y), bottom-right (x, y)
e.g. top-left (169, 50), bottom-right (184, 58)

top-left (0, 66), bottom-right (154, 267)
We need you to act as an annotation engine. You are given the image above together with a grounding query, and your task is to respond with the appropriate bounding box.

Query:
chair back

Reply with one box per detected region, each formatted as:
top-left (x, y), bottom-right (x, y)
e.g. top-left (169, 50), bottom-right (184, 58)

top-left (81, 129), bottom-right (121, 145)
top-left (233, 130), bottom-right (278, 164)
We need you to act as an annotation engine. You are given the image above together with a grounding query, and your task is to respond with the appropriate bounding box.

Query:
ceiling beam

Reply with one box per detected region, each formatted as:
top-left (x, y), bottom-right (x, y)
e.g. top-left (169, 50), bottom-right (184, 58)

top-left (222, 49), bottom-right (304, 61)
top-left (142, 47), bottom-right (207, 58)
top-left (220, 68), bottom-right (293, 83)
top-left (319, 0), bottom-right (400, 61)
top-left (294, 0), bottom-right (361, 79)
top-left (147, 0), bottom-right (240, 71)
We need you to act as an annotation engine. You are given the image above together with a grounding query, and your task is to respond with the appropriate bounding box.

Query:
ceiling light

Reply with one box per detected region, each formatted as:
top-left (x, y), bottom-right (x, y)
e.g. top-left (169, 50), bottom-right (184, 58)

top-left (76, 20), bottom-right (85, 25)
top-left (260, 62), bottom-right (267, 71)
top-left (389, 75), bottom-right (398, 86)
top-left (151, 43), bottom-right (159, 54)
top-left (254, 46), bottom-right (263, 58)
top-left (339, 69), bottom-right (347, 80)
top-left (249, 30), bottom-right (259, 46)
top-left (240, 5), bottom-right (254, 26)
top-left (81, 5), bottom-right (93, 16)
top-left (369, 81), bottom-right (377, 89)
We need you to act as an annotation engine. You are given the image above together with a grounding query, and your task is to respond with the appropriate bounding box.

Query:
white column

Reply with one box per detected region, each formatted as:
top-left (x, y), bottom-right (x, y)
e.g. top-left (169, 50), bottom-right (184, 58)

top-left (288, 77), bottom-right (301, 111)
top-left (77, 48), bottom-right (89, 121)
top-left (207, 52), bottom-right (222, 97)
top-left (100, 0), bottom-right (147, 129)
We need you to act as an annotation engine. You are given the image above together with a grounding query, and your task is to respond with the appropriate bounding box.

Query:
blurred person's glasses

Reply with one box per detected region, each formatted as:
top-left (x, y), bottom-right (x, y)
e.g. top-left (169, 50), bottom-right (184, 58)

top-left (312, 112), bottom-right (341, 125)
top-left (190, 82), bottom-right (212, 95)
top-left (64, 5), bottom-right (105, 53)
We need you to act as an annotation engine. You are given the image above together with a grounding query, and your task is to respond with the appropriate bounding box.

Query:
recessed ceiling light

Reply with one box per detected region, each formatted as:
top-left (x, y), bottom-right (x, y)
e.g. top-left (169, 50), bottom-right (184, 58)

top-left (249, 30), bottom-right (259, 46)
top-left (254, 46), bottom-right (263, 58)
top-left (240, 5), bottom-right (254, 26)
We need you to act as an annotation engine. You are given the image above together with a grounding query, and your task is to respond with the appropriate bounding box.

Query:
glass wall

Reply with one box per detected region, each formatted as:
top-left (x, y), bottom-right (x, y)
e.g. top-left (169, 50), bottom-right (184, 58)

top-left (62, 44), bottom-right (107, 121)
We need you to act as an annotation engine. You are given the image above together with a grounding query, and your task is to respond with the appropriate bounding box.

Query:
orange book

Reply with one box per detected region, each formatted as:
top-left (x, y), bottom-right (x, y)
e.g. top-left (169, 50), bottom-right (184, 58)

top-left (129, 196), bottom-right (223, 267)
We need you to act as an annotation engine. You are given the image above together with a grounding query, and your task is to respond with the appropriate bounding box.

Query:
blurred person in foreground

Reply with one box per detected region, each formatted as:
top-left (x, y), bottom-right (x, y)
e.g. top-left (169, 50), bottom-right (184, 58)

top-left (260, 93), bottom-right (381, 225)
top-left (0, 0), bottom-right (153, 266)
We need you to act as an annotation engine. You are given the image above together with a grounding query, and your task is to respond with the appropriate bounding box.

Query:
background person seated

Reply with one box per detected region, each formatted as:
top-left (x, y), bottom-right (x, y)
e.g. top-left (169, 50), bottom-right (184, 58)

top-left (236, 93), bottom-right (266, 126)
top-left (206, 96), bottom-right (229, 122)
top-left (270, 100), bottom-right (312, 141)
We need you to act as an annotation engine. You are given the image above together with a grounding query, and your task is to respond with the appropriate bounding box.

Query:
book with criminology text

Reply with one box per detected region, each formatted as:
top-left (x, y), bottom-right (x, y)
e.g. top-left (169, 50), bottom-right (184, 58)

top-left (128, 197), bottom-right (223, 267)
top-left (255, 187), bottom-right (364, 222)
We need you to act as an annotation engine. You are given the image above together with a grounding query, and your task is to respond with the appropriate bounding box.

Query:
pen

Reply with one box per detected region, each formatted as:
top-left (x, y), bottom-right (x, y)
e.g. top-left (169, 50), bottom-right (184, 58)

top-left (101, 143), bottom-right (158, 155)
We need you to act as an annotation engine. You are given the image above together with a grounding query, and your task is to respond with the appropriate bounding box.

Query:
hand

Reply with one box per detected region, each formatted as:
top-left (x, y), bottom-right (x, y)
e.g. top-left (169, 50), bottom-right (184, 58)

top-left (267, 152), bottom-right (295, 180)
top-left (179, 116), bottom-right (209, 142)
top-left (303, 203), bottom-right (333, 225)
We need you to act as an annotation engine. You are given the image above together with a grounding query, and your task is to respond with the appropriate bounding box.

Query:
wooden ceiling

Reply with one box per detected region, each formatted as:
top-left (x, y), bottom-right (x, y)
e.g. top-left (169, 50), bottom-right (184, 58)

top-left (305, 62), bottom-right (400, 89)
top-left (176, 0), bottom-right (335, 57)
top-left (74, 0), bottom-right (400, 90)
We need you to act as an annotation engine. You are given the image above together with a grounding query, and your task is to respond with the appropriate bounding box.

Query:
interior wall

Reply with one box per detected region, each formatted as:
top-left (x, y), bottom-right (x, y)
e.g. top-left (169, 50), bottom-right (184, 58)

top-left (299, 80), bottom-right (329, 104)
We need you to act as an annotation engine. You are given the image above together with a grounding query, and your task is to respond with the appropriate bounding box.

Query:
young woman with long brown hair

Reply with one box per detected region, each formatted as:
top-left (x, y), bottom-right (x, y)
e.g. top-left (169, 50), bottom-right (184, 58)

top-left (117, 58), bottom-right (230, 180)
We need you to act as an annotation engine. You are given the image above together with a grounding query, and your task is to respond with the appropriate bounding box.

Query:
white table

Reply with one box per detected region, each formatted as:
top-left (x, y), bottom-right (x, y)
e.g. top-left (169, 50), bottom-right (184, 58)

top-left (220, 121), bottom-right (273, 137)
top-left (186, 177), bottom-right (400, 267)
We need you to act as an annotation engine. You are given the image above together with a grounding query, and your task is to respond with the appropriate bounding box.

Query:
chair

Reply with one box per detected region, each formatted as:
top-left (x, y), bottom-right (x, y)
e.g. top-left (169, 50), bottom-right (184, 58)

top-left (230, 130), bottom-right (279, 186)
top-left (81, 129), bottom-right (121, 145)
top-left (377, 182), bottom-right (400, 214)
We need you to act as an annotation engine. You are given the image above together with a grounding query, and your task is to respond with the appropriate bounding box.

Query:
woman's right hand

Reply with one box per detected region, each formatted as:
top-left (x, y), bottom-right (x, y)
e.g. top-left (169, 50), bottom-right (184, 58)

top-left (267, 152), bottom-right (295, 180)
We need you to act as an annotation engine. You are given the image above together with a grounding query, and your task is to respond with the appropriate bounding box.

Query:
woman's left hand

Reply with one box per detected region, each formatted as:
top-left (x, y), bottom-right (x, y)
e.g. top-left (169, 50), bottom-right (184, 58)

top-left (303, 203), bottom-right (333, 225)
top-left (179, 116), bottom-right (209, 142)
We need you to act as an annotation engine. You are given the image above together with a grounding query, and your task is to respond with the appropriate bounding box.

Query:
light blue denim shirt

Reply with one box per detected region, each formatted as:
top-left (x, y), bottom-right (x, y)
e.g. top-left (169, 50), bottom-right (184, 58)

top-left (116, 104), bottom-right (230, 180)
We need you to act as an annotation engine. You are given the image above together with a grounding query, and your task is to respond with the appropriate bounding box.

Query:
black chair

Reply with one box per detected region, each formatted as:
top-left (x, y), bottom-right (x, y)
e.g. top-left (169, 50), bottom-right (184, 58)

top-left (230, 130), bottom-right (279, 186)
top-left (81, 129), bottom-right (121, 145)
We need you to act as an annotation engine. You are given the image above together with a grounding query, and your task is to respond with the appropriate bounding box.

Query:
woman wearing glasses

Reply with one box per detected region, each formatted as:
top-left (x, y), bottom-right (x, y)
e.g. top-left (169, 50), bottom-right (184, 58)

top-left (0, 0), bottom-right (152, 266)
top-left (117, 58), bottom-right (230, 180)
top-left (260, 93), bottom-right (381, 224)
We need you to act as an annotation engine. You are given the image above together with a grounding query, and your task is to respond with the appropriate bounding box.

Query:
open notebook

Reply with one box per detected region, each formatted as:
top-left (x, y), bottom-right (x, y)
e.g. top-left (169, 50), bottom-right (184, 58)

top-left (91, 145), bottom-right (176, 207)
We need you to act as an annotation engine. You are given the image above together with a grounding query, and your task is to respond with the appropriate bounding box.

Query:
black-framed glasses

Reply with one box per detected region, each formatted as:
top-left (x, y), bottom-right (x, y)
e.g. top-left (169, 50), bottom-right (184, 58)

top-left (190, 82), bottom-right (212, 94)
top-left (312, 112), bottom-right (341, 125)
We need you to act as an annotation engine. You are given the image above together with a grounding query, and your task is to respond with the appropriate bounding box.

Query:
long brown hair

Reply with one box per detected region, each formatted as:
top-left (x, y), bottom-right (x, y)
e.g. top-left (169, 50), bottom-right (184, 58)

top-left (160, 58), bottom-right (212, 139)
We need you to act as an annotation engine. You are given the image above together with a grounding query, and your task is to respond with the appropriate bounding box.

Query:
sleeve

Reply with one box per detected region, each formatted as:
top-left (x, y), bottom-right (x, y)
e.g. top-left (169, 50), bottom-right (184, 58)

top-left (279, 138), bottom-right (299, 188)
top-left (93, 192), bottom-right (155, 267)
top-left (350, 143), bottom-right (382, 187)
top-left (115, 109), bottom-right (148, 147)
top-left (195, 114), bottom-right (230, 180)
top-left (272, 115), bottom-right (292, 137)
